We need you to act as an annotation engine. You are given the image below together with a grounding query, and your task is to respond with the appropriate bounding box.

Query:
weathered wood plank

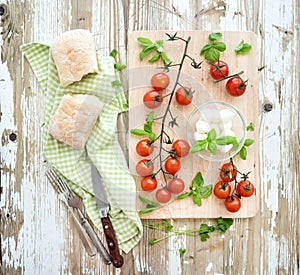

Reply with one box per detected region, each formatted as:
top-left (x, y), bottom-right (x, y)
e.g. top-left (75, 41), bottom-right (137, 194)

top-left (0, 0), bottom-right (299, 274)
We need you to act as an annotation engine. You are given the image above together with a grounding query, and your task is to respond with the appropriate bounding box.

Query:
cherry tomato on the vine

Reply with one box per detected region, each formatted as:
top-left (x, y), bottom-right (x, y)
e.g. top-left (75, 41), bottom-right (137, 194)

top-left (168, 178), bottom-right (185, 194)
top-left (220, 162), bottom-right (237, 183)
top-left (210, 60), bottom-right (229, 80)
top-left (165, 157), bottom-right (181, 175)
top-left (226, 76), bottom-right (247, 97)
top-left (156, 188), bottom-right (172, 204)
top-left (224, 195), bottom-right (241, 213)
top-left (213, 181), bottom-right (231, 199)
top-left (175, 86), bottom-right (193, 106)
top-left (151, 72), bottom-right (170, 91)
top-left (141, 176), bottom-right (157, 192)
top-left (143, 90), bottom-right (163, 109)
top-left (237, 180), bottom-right (255, 197)
top-left (136, 159), bottom-right (154, 177)
top-left (172, 139), bottom-right (190, 157)
top-left (136, 139), bottom-right (154, 157)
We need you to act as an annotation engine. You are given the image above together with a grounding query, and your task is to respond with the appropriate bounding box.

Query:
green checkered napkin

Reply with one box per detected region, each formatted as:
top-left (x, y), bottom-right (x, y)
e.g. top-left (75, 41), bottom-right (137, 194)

top-left (21, 42), bottom-right (143, 253)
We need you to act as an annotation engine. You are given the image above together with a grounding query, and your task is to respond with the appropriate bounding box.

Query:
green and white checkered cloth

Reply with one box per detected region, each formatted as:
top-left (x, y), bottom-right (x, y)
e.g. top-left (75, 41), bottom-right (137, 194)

top-left (21, 42), bottom-right (143, 253)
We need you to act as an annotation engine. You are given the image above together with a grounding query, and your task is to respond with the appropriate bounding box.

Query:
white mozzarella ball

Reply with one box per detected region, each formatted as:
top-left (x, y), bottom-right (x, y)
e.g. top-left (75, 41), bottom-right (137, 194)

top-left (194, 132), bottom-right (208, 141)
top-left (220, 109), bottom-right (235, 122)
top-left (217, 144), bottom-right (233, 153)
top-left (219, 120), bottom-right (233, 131)
top-left (220, 129), bottom-right (236, 137)
top-left (210, 123), bottom-right (221, 136)
top-left (196, 120), bottom-right (210, 133)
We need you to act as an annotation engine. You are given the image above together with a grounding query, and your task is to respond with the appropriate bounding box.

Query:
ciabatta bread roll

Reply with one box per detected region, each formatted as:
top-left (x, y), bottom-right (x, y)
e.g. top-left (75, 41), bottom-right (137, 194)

top-left (49, 94), bottom-right (103, 149)
top-left (51, 29), bottom-right (99, 87)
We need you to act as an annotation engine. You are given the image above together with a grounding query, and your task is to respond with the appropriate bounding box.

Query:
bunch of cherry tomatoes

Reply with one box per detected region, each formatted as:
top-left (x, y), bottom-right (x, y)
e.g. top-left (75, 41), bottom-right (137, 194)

top-left (213, 160), bottom-right (255, 212)
top-left (210, 60), bottom-right (247, 97)
top-left (135, 72), bottom-right (192, 204)
top-left (143, 72), bottom-right (194, 108)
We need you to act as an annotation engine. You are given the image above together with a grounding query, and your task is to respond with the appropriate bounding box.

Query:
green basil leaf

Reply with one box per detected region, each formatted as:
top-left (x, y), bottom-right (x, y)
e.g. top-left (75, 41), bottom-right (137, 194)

top-left (207, 128), bottom-right (217, 142)
top-left (246, 122), bottom-right (255, 131)
top-left (148, 132), bottom-right (156, 141)
top-left (139, 196), bottom-right (159, 207)
top-left (200, 43), bottom-right (212, 54)
top-left (149, 52), bottom-right (160, 63)
top-left (139, 207), bottom-right (157, 214)
top-left (179, 248), bottom-right (186, 256)
top-left (161, 52), bottom-right (171, 64)
top-left (137, 37), bottom-right (153, 46)
top-left (216, 136), bottom-right (237, 145)
top-left (204, 47), bottom-right (220, 63)
top-left (114, 62), bottom-right (126, 71)
top-left (244, 139), bottom-right (254, 147)
top-left (130, 129), bottom-right (148, 136)
top-left (192, 172), bottom-right (204, 188)
top-left (200, 185), bottom-right (213, 198)
top-left (208, 32), bottom-right (222, 41)
top-left (235, 39), bottom-right (252, 55)
top-left (155, 39), bottom-right (163, 48)
top-left (239, 146), bottom-right (247, 160)
top-left (144, 123), bottom-right (152, 133)
top-left (147, 111), bottom-right (155, 123)
top-left (193, 193), bottom-right (202, 206)
top-left (177, 191), bottom-right (193, 200)
top-left (109, 49), bottom-right (118, 58)
top-left (207, 142), bottom-right (217, 155)
top-left (213, 42), bottom-right (226, 52)
top-left (190, 140), bottom-right (207, 153)
top-left (140, 44), bottom-right (156, 60)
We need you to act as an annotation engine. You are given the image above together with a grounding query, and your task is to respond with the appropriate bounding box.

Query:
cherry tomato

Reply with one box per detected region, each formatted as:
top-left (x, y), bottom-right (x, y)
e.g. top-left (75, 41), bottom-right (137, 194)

top-left (136, 159), bottom-right (154, 177)
top-left (224, 195), bottom-right (241, 213)
top-left (143, 90), bottom-right (163, 109)
top-left (175, 86), bottom-right (193, 105)
top-left (210, 60), bottom-right (229, 80)
top-left (164, 157), bottom-right (181, 175)
top-left (226, 76), bottom-right (247, 97)
top-left (168, 178), bottom-right (185, 194)
top-left (237, 180), bottom-right (255, 197)
top-left (136, 139), bottom-right (154, 157)
top-left (156, 188), bottom-right (172, 204)
top-left (151, 72), bottom-right (170, 91)
top-left (141, 176), bottom-right (157, 192)
top-left (172, 139), bottom-right (190, 157)
top-left (213, 181), bottom-right (231, 199)
top-left (220, 162), bottom-right (237, 183)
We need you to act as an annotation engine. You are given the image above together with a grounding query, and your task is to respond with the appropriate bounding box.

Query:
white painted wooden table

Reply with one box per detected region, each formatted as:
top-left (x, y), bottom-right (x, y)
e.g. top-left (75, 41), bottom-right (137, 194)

top-left (1, 1), bottom-right (299, 274)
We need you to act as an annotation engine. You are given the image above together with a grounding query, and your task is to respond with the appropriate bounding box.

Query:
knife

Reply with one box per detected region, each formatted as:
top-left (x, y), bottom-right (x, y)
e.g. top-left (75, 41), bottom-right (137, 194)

top-left (90, 163), bottom-right (124, 268)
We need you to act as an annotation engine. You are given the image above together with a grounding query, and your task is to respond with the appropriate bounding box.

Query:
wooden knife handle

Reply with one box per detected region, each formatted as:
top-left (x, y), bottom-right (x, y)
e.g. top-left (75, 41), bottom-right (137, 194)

top-left (101, 217), bottom-right (124, 268)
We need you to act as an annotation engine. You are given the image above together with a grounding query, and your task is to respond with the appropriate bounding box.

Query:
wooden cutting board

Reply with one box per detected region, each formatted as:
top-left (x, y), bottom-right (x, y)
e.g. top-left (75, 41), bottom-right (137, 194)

top-left (128, 30), bottom-right (259, 219)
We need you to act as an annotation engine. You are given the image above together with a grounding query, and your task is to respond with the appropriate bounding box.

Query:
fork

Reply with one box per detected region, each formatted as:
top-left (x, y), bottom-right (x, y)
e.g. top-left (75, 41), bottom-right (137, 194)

top-left (46, 167), bottom-right (112, 265)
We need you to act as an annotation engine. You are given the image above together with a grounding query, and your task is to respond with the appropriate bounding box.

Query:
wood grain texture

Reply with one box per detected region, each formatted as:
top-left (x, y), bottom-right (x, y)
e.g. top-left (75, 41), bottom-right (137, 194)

top-left (0, 0), bottom-right (299, 274)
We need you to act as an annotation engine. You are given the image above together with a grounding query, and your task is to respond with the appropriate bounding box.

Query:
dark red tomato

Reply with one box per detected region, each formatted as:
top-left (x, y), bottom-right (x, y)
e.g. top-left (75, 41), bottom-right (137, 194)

top-left (172, 139), bottom-right (190, 157)
top-left (226, 76), bottom-right (247, 97)
top-left (136, 159), bottom-right (154, 177)
top-left (156, 188), bottom-right (172, 204)
top-left (141, 176), bottom-right (157, 192)
top-left (237, 180), bottom-right (255, 197)
top-left (210, 60), bottom-right (229, 80)
top-left (143, 90), bottom-right (163, 109)
top-left (175, 86), bottom-right (193, 106)
top-left (164, 157), bottom-right (181, 175)
top-left (213, 181), bottom-right (231, 199)
top-left (220, 163), bottom-right (237, 183)
top-left (168, 178), bottom-right (185, 194)
top-left (224, 195), bottom-right (241, 213)
top-left (136, 139), bottom-right (154, 157)
top-left (151, 72), bottom-right (170, 91)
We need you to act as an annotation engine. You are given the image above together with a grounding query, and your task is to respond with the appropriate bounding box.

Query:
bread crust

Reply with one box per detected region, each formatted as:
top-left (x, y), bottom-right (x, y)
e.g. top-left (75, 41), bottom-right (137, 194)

top-left (49, 94), bottom-right (103, 149)
top-left (51, 29), bottom-right (99, 87)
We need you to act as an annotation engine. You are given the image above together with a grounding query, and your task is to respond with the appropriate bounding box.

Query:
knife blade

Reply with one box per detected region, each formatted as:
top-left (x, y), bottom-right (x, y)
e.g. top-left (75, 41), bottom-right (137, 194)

top-left (91, 163), bottom-right (124, 268)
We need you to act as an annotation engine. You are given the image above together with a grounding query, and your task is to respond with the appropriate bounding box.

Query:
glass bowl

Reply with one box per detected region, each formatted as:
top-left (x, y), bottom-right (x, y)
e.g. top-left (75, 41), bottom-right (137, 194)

top-left (186, 101), bottom-right (246, 162)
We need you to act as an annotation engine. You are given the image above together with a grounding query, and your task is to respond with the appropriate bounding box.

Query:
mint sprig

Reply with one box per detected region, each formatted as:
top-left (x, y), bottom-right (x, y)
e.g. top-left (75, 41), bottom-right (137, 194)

top-left (137, 37), bottom-right (171, 64)
top-left (200, 32), bottom-right (226, 63)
